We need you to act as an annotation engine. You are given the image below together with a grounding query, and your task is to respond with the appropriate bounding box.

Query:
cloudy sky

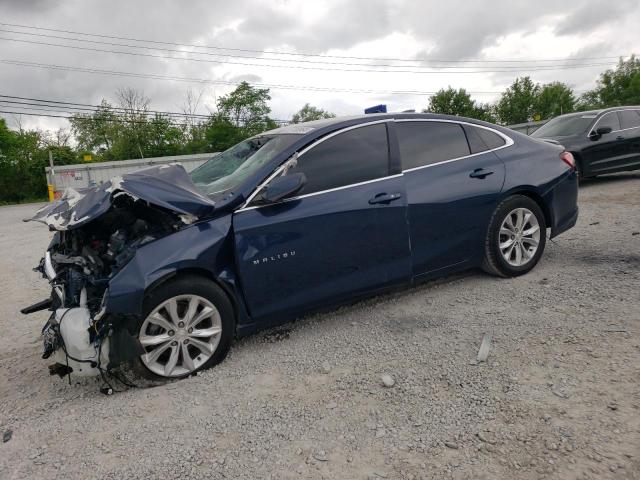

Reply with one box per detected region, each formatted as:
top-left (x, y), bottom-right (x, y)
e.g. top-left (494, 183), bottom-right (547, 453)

top-left (0, 0), bottom-right (639, 131)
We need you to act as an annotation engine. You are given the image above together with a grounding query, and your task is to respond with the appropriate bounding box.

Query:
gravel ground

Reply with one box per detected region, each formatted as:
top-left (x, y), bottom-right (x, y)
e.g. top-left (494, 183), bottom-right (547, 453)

top-left (1, 173), bottom-right (639, 480)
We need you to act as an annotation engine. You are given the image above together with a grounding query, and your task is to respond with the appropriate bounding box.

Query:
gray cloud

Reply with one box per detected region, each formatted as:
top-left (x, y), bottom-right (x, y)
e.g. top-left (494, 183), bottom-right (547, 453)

top-left (0, 0), bottom-right (638, 130)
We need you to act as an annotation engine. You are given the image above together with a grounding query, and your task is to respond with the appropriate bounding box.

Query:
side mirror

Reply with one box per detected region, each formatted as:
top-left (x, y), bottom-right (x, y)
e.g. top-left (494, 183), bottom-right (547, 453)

top-left (259, 172), bottom-right (307, 204)
top-left (589, 126), bottom-right (612, 140)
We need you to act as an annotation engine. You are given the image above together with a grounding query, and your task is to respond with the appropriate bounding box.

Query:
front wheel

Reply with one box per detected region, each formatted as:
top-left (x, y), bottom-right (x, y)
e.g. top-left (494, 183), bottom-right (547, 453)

top-left (482, 195), bottom-right (547, 277)
top-left (129, 275), bottom-right (234, 383)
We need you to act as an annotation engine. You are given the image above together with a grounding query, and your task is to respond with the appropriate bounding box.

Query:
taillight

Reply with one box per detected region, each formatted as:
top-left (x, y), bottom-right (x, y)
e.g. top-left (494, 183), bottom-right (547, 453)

top-left (559, 151), bottom-right (575, 171)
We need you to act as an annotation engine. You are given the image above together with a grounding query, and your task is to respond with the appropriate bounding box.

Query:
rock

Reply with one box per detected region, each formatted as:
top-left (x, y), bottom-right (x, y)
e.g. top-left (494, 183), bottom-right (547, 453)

top-left (326, 401), bottom-right (337, 410)
top-left (321, 361), bottom-right (331, 374)
top-left (2, 429), bottom-right (12, 443)
top-left (477, 432), bottom-right (496, 444)
top-left (476, 334), bottom-right (492, 362)
top-left (607, 403), bottom-right (618, 411)
top-left (312, 450), bottom-right (328, 462)
top-left (380, 374), bottom-right (395, 388)
top-left (445, 441), bottom-right (459, 450)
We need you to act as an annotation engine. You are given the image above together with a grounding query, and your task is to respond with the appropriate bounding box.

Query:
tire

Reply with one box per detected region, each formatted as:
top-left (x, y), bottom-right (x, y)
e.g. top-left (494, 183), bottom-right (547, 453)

top-left (128, 275), bottom-right (234, 384)
top-left (574, 153), bottom-right (595, 182)
top-left (482, 195), bottom-right (547, 278)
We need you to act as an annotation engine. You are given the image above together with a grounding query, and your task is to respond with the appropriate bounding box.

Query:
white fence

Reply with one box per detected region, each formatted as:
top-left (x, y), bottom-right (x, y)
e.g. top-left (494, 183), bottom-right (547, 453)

top-left (46, 152), bottom-right (217, 197)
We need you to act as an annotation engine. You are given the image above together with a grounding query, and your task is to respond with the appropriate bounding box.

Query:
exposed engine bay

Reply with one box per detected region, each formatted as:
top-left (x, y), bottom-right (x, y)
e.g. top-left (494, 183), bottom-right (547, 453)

top-left (21, 164), bottom-right (219, 386)
top-left (32, 194), bottom-right (187, 380)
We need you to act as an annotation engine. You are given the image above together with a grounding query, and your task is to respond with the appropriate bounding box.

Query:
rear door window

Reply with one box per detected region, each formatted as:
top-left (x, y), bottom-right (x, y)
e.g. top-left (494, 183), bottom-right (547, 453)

top-left (618, 110), bottom-right (640, 129)
top-left (289, 123), bottom-right (389, 195)
top-left (396, 121), bottom-right (470, 170)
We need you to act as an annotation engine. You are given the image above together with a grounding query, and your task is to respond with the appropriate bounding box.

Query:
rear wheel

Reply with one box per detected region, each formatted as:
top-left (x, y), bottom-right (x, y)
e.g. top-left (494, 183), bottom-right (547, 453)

top-left (482, 195), bottom-right (546, 277)
top-left (129, 275), bottom-right (234, 383)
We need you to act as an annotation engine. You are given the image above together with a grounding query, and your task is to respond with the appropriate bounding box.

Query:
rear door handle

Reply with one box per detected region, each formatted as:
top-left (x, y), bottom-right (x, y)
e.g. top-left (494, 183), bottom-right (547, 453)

top-left (616, 136), bottom-right (625, 140)
top-left (369, 192), bottom-right (403, 205)
top-left (469, 168), bottom-right (494, 179)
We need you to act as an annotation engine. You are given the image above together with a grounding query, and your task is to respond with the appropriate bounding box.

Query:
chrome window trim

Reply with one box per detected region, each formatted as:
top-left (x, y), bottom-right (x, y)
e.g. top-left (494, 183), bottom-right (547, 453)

top-left (239, 119), bottom-right (390, 209)
top-left (235, 118), bottom-right (515, 213)
top-left (236, 173), bottom-right (404, 212)
top-left (394, 118), bottom-right (514, 173)
top-left (588, 109), bottom-right (640, 138)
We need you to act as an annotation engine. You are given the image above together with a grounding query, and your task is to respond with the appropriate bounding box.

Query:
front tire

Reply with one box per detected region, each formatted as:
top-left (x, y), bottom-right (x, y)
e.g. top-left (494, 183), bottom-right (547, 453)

top-left (482, 195), bottom-right (546, 277)
top-left (130, 275), bottom-right (234, 383)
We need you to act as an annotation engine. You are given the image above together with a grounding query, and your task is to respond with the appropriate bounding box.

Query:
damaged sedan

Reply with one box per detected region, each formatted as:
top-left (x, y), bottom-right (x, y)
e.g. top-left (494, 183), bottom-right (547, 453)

top-left (23, 113), bottom-right (579, 385)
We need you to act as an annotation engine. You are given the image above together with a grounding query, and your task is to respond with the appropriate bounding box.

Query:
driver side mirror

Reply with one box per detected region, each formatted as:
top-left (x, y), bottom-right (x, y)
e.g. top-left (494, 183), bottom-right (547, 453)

top-left (589, 126), bottom-right (612, 140)
top-left (259, 172), bottom-right (307, 204)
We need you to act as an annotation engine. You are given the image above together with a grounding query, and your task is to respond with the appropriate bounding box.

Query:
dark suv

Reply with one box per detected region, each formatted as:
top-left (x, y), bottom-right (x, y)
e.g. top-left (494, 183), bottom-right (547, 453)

top-left (531, 107), bottom-right (640, 179)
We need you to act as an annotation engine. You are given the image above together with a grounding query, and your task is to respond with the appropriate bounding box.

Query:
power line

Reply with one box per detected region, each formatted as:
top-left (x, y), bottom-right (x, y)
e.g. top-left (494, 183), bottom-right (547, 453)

top-left (0, 59), bottom-right (514, 95)
top-left (0, 21), bottom-right (628, 64)
top-left (0, 109), bottom-right (289, 126)
top-left (0, 97), bottom-right (215, 119)
top-left (0, 36), bottom-right (618, 74)
top-left (0, 27), bottom-right (626, 70)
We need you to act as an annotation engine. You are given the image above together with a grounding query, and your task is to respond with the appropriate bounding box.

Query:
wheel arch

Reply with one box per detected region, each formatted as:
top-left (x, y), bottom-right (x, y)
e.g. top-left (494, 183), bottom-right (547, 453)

top-left (143, 268), bottom-right (240, 330)
top-left (500, 187), bottom-right (553, 229)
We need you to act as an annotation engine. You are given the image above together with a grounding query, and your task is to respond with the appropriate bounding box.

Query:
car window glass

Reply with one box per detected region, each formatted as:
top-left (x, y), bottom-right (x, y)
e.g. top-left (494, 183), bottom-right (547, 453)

top-left (397, 122), bottom-right (470, 170)
top-left (287, 123), bottom-right (389, 195)
top-left (596, 112), bottom-right (621, 132)
top-left (463, 125), bottom-right (505, 153)
top-left (476, 128), bottom-right (506, 150)
top-left (618, 110), bottom-right (640, 129)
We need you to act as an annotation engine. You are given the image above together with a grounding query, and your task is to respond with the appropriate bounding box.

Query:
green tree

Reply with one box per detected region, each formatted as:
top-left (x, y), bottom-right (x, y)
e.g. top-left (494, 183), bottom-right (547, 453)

top-left (0, 119), bottom-right (75, 203)
top-left (216, 82), bottom-right (274, 137)
top-left (426, 87), bottom-right (496, 122)
top-left (578, 56), bottom-right (640, 109)
top-left (201, 114), bottom-right (246, 152)
top-left (70, 100), bottom-right (119, 158)
top-left (534, 82), bottom-right (576, 119)
top-left (291, 103), bottom-right (335, 123)
top-left (495, 77), bottom-right (540, 124)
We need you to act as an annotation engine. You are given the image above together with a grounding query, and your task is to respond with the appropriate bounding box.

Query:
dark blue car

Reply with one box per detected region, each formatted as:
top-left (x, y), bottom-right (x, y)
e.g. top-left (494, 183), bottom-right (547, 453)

top-left (25, 113), bottom-right (578, 382)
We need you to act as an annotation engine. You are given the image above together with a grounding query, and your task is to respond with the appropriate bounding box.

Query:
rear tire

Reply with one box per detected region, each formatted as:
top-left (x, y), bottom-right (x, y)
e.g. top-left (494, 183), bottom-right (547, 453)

top-left (482, 195), bottom-right (547, 277)
top-left (128, 275), bottom-right (234, 384)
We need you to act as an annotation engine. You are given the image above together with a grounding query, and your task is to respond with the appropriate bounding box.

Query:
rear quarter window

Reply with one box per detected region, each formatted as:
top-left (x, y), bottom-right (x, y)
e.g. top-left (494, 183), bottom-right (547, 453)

top-left (463, 125), bottom-right (506, 154)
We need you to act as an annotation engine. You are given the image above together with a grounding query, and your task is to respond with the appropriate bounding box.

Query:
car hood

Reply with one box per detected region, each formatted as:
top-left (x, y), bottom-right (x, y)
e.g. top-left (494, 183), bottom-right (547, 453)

top-left (28, 163), bottom-right (217, 231)
top-left (533, 134), bottom-right (579, 143)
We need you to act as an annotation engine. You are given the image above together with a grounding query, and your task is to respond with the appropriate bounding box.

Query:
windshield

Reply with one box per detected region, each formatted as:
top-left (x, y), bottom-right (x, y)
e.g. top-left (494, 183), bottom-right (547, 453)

top-left (189, 134), bottom-right (302, 196)
top-left (532, 114), bottom-right (597, 138)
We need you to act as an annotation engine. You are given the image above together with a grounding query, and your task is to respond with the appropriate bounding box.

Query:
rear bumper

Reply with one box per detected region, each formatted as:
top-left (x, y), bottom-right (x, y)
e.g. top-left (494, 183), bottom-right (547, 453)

top-left (551, 205), bottom-right (578, 238)
top-left (548, 169), bottom-right (579, 238)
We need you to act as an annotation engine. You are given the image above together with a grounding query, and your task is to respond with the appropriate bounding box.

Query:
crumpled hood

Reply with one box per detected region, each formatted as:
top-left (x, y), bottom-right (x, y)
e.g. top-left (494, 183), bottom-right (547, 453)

top-left (28, 164), bottom-right (216, 230)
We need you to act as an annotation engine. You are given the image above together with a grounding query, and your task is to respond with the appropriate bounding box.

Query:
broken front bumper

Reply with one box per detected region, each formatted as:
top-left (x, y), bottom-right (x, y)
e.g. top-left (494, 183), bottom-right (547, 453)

top-left (43, 305), bottom-right (110, 378)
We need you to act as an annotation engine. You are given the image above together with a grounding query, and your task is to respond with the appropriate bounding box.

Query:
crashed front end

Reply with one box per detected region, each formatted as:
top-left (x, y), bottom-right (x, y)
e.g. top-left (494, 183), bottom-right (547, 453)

top-left (22, 164), bottom-right (217, 380)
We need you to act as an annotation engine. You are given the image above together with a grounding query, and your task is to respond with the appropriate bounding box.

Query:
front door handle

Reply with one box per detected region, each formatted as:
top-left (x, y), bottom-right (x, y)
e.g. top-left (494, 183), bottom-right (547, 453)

top-left (469, 168), bottom-right (494, 179)
top-left (369, 192), bottom-right (403, 205)
top-left (616, 136), bottom-right (625, 140)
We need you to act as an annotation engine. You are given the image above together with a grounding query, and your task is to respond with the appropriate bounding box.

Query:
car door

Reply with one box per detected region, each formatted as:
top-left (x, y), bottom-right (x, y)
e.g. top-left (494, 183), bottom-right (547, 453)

top-left (582, 111), bottom-right (625, 175)
top-left (616, 109), bottom-right (640, 171)
top-left (232, 122), bottom-right (412, 324)
top-left (393, 120), bottom-right (506, 277)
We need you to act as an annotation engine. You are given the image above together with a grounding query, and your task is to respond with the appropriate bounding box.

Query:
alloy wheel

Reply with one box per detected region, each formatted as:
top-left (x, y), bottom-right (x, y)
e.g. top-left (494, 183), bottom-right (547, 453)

top-left (139, 295), bottom-right (222, 377)
top-left (498, 207), bottom-right (541, 267)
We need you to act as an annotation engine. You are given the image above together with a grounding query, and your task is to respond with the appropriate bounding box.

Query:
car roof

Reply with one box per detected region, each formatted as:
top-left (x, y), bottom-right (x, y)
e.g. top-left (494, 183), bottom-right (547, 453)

top-left (263, 112), bottom-right (497, 136)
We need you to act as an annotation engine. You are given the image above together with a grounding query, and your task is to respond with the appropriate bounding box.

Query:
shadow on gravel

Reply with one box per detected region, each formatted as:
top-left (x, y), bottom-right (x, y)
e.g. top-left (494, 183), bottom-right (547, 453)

top-left (573, 251), bottom-right (640, 267)
top-left (579, 172), bottom-right (640, 188)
